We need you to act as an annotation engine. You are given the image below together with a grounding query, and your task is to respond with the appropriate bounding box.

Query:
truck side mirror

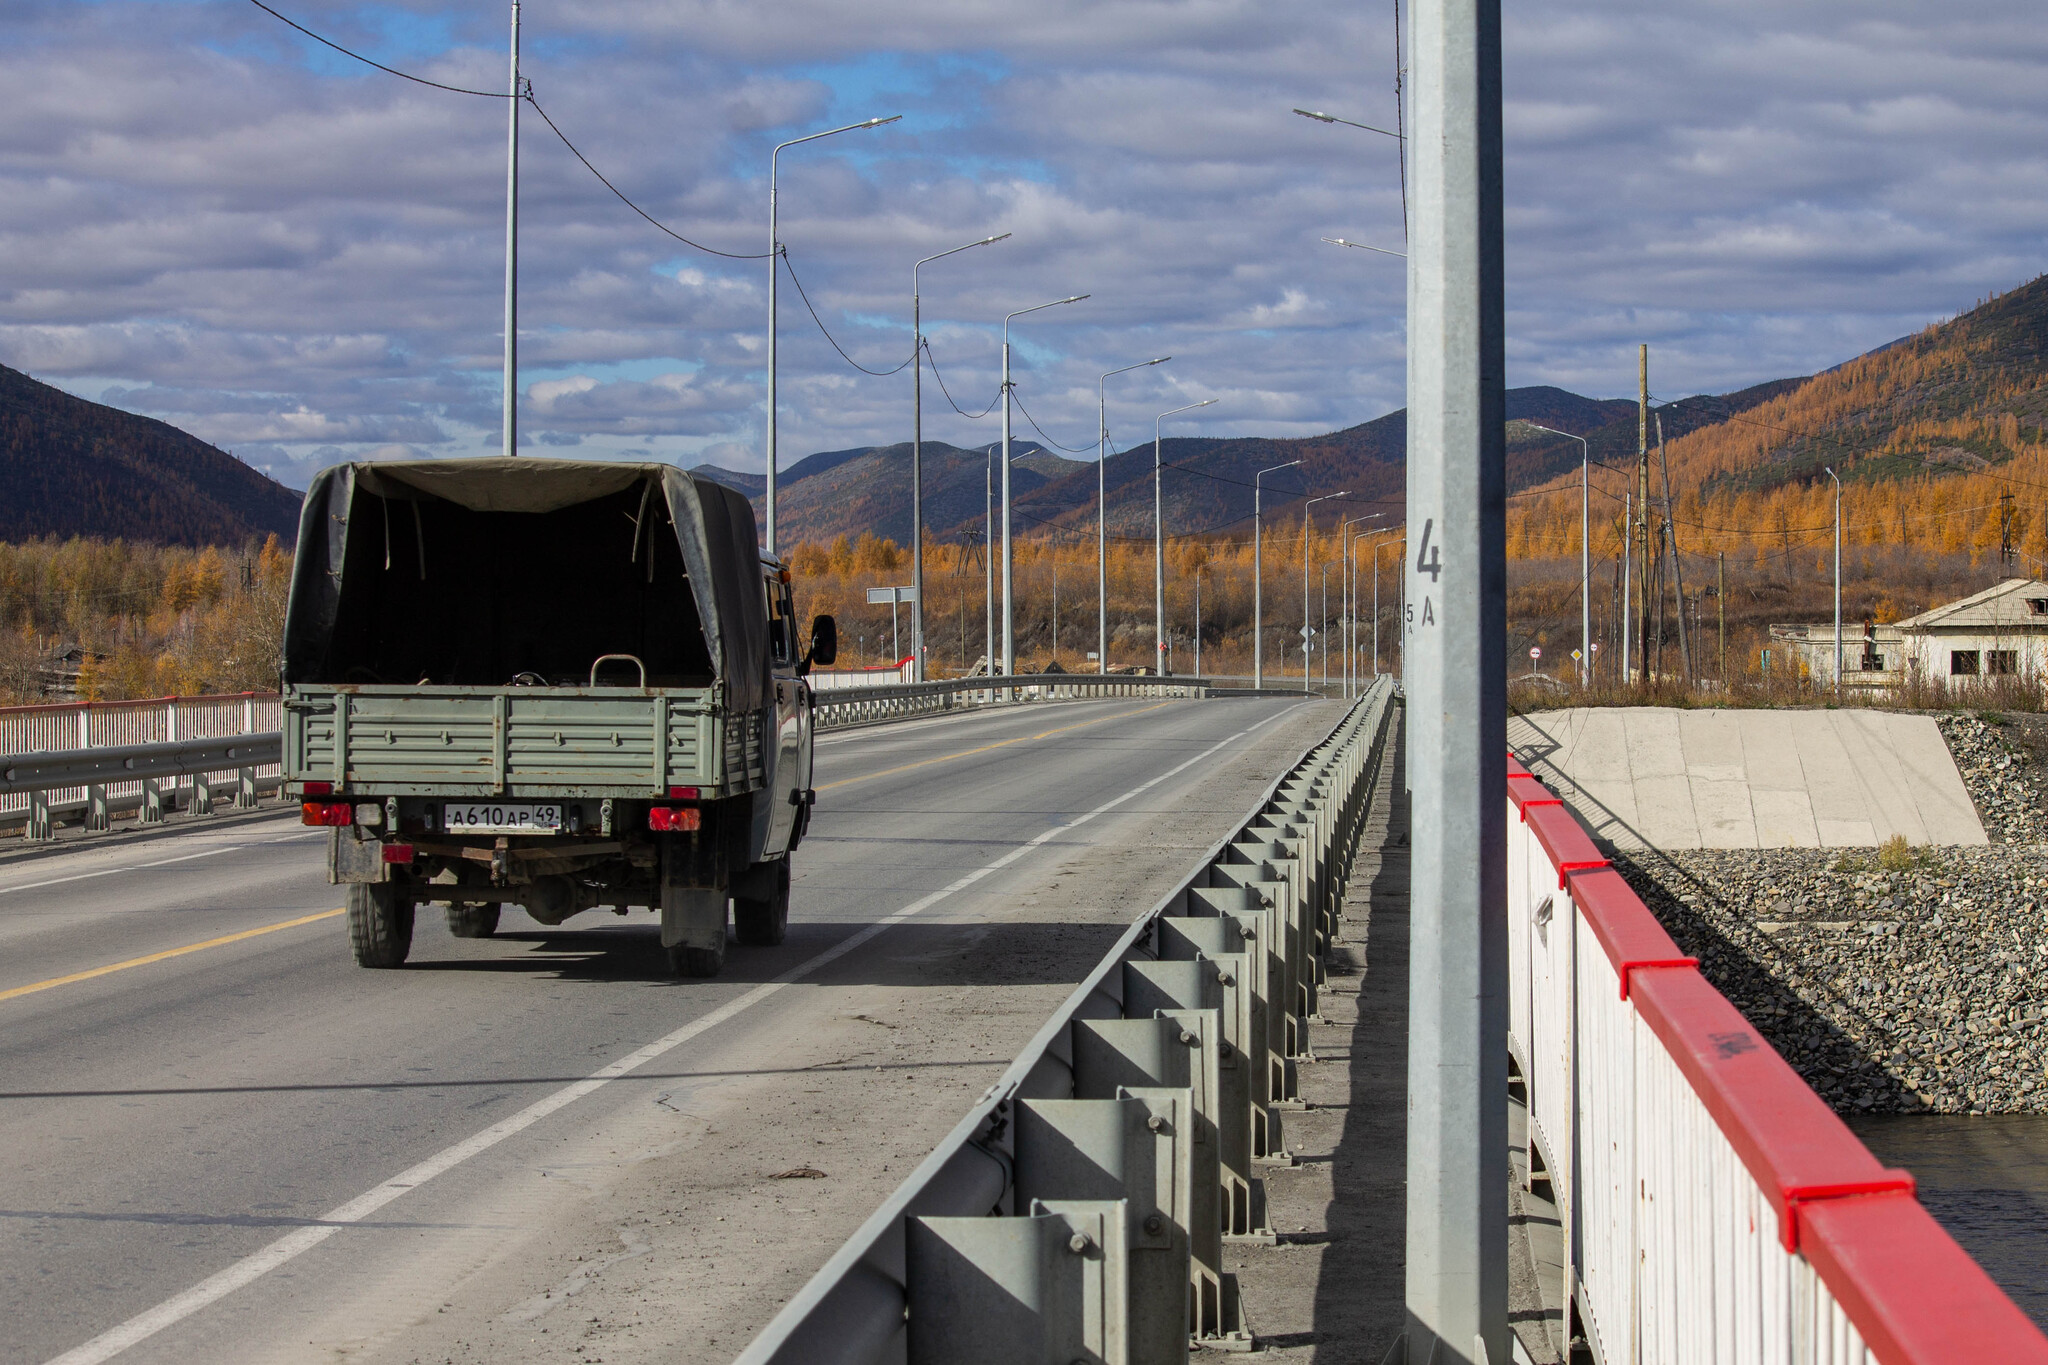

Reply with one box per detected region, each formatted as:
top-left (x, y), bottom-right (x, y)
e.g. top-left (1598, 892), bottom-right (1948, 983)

top-left (805, 614), bottom-right (838, 672)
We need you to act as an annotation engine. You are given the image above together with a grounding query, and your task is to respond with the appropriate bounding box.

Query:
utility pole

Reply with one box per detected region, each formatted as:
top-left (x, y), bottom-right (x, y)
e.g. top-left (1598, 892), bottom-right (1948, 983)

top-left (1826, 466), bottom-right (1843, 692)
top-left (501, 0), bottom-right (520, 458)
top-left (1656, 413), bottom-right (1691, 682)
top-left (1621, 492), bottom-right (1632, 682)
top-left (2001, 490), bottom-right (2017, 572)
top-left (984, 447), bottom-right (995, 678)
top-left (1405, 0), bottom-right (1508, 1355)
top-left (1194, 568), bottom-right (1203, 678)
top-left (1637, 344), bottom-right (1650, 682)
top-left (1718, 551), bottom-right (1727, 685)
top-left (1254, 461), bottom-right (1302, 688)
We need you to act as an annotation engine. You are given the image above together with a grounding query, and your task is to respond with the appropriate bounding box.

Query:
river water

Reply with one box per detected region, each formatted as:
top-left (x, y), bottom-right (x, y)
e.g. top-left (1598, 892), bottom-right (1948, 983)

top-left (1848, 1114), bottom-right (2048, 1329)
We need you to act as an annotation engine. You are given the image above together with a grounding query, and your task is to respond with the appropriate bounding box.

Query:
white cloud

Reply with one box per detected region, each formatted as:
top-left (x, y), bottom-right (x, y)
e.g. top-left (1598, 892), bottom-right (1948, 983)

top-left (0, 0), bottom-right (2041, 478)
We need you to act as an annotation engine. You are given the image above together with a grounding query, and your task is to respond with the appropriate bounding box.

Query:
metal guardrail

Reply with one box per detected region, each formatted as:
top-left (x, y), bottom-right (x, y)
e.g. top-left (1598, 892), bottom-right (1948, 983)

top-left (738, 677), bottom-right (1397, 1364)
top-left (1505, 757), bottom-right (2048, 1362)
top-left (810, 673), bottom-right (1214, 731)
top-left (0, 733), bottom-right (282, 840)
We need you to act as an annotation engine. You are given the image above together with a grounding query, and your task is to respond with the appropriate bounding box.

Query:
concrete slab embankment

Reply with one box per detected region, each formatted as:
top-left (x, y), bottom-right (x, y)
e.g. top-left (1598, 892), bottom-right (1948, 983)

top-left (1509, 707), bottom-right (1985, 850)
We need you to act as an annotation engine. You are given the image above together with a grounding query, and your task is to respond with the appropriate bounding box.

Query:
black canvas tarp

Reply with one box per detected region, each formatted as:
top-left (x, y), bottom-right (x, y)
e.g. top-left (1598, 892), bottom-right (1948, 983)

top-left (283, 459), bottom-right (769, 712)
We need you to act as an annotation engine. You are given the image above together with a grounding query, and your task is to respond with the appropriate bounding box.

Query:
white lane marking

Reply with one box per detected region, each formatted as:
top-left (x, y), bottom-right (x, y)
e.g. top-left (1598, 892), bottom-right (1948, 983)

top-left (813, 695), bottom-right (1133, 747)
top-left (0, 831), bottom-right (322, 899)
top-left (43, 700), bottom-right (1303, 1365)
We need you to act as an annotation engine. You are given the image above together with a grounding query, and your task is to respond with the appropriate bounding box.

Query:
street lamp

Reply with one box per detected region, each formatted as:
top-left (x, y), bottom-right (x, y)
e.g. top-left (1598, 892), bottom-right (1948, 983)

top-left (1155, 399), bottom-right (1218, 673)
top-left (1294, 107), bottom-right (1404, 140)
top-left (1001, 294), bottom-right (1089, 677)
top-left (764, 113), bottom-right (902, 555)
top-left (1254, 460), bottom-right (1303, 688)
top-left (1321, 236), bottom-right (1408, 259)
top-left (1825, 466), bottom-right (1842, 692)
top-left (1301, 491), bottom-right (1349, 691)
top-left (1099, 357), bottom-right (1172, 674)
top-left (1341, 513), bottom-right (1383, 697)
top-left (1524, 423), bottom-right (1591, 685)
top-left (911, 232), bottom-right (1010, 681)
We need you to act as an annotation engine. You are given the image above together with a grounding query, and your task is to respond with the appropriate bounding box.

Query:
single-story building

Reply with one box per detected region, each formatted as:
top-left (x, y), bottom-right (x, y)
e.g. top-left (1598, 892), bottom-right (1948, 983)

top-left (1772, 578), bottom-right (2048, 689)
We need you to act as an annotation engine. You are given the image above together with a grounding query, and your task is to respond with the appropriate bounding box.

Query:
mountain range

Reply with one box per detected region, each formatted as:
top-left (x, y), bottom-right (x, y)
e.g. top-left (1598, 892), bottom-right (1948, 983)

top-left (0, 363), bottom-right (302, 546)
top-left (693, 381), bottom-right (1810, 547)
top-left (6, 272), bottom-right (2044, 551)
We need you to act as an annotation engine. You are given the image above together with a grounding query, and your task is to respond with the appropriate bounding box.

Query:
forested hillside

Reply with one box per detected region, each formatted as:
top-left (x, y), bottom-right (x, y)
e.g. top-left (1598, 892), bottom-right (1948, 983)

top-left (0, 364), bottom-right (302, 546)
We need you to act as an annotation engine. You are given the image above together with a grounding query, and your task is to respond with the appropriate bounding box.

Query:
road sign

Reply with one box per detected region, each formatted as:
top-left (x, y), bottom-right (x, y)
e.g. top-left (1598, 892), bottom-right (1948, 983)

top-left (866, 586), bottom-right (917, 604)
top-left (1570, 649), bottom-right (1582, 661)
top-left (1529, 647), bottom-right (1541, 660)
top-left (1300, 626), bottom-right (1317, 638)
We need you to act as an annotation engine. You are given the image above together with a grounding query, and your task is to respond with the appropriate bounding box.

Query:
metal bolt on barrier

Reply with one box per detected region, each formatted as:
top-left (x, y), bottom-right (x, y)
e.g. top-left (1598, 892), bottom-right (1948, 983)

top-left (736, 678), bottom-right (1397, 1365)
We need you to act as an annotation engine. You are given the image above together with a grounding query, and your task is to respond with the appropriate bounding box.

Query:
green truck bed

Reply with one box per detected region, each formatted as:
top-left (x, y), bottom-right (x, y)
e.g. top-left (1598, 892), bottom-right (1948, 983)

top-left (283, 684), bottom-right (766, 799)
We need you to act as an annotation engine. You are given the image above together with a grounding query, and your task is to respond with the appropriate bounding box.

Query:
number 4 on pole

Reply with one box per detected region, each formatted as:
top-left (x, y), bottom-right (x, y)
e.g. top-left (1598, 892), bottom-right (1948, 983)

top-left (1414, 518), bottom-right (1443, 582)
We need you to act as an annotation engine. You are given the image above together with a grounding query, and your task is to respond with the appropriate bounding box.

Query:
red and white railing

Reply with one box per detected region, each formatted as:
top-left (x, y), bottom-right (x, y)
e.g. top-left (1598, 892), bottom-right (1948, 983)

top-left (0, 693), bottom-right (280, 822)
top-left (1506, 755), bottom-right (2048, 1363)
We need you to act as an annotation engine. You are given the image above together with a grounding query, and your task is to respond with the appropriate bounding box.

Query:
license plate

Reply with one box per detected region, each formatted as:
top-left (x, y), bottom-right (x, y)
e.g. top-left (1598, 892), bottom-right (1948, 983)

top-left (442, 802), bottom-right (561, 834)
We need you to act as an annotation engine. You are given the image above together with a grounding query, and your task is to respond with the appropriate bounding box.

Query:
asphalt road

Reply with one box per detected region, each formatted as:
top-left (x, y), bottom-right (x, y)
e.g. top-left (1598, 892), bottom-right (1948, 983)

top-left (0, 694), bottom-right (1331, 1365)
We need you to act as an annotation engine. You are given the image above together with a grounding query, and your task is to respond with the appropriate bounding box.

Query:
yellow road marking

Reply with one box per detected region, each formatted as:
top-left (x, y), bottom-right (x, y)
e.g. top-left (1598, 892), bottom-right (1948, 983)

top-left (817, 699), bottom-right (1179, 792)
top-left (0, 907), bottom-right (347, 1006)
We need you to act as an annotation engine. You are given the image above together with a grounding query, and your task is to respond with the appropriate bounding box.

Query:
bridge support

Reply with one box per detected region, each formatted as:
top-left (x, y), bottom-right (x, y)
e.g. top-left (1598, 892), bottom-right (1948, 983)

top-left (1403, 0), bottom-right (1508, 1360)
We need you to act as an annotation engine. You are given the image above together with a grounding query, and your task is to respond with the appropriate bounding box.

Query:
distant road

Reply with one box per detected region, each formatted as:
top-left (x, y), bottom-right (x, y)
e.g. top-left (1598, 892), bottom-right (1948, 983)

top-left (1, 695), bottom-right (1333, 1365)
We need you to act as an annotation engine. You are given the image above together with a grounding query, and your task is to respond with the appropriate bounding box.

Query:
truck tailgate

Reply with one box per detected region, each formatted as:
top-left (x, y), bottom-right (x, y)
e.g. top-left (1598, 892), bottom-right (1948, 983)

top-left (286, 686), bottom-right (760, 798)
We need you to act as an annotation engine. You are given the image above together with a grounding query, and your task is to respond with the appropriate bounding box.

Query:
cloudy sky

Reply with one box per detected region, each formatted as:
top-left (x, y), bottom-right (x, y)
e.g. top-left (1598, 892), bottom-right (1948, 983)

top-left (4, 0), bottom-right (2043, 487)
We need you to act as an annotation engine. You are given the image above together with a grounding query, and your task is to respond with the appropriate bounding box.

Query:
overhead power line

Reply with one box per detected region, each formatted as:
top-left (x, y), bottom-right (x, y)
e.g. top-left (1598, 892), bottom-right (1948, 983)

top-left (921, 340), bottom-right (1001, 420)
top-left (247, 0), bottom-right (511, 97)
top-left (779, 253), bottom-right (914, 376)
top-left (247, 0), bottom-right (768, 260)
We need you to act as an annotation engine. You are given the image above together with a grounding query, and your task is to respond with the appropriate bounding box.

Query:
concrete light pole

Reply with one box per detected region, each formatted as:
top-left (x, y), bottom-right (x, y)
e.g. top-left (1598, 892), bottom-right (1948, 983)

top-left (1300, 492), bottom-right (1349, 690)
top-left (1526, 423), bottom-right (1590, 684)
top-left (1342, 513), bottom-right (1383, 697)
top-left (911, 232), bottom-right (1010, 680)
top-left (764, 113), bottom-right (901, 554)
top-left (1825, 466), bottom-right (1842, 691)
top-left (1254, 460), bottom-right (1303, 688)
top-left (984, 445), bottom-right (996, 678)
top-left (1100, 358), bottom-right (1172, 674)
top-left (501, 0), bottom-right (522, 458)
top-left (1001, 295), bottom-right (1088, 677)
top-left (1155, 399), bottom-right (1218, 673)
top-left (1404, 0), bottom-right (1509, 1355)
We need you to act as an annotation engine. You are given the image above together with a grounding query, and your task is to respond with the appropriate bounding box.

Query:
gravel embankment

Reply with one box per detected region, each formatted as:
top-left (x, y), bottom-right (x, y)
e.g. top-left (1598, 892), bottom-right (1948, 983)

top-left (1618, 709), bottom-right (2048, 1115)
top-left (1619, 846), bottom-right (2048, 1115)
top-left (1936, 711), bottom-right (2048, 843)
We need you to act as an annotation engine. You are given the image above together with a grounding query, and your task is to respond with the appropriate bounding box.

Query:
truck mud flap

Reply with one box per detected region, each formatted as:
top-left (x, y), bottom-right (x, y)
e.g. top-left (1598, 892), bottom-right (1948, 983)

top-left (329, 828), bottom-right (390, 885)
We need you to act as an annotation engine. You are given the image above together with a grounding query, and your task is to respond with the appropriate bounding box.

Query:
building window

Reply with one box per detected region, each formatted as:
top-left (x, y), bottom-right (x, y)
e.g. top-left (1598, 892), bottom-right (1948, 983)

top-left (2029, 599), bottom-right (2048, 616)
top-left (1862, 652), bottom-right (1886, 672)
top-left (1952, 650), bottom-right (1981, 676)
top-left (1988, 649), bottom-right (2019, 676)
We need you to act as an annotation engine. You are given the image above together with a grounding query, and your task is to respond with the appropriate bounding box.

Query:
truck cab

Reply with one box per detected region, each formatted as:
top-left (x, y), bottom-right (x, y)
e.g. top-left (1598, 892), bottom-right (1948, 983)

top-left (278, 458), bottom-right (834, 977)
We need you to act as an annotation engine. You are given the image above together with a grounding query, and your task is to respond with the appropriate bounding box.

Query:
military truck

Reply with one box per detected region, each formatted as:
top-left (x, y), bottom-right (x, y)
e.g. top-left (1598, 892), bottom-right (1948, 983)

top-left (278, 459), bottom-right (835, 977)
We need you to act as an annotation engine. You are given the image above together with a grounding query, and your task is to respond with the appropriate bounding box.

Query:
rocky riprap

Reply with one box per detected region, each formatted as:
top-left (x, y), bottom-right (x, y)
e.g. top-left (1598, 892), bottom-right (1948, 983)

top-left (1618, 846), bottom-right (2048, 1115)
top-left (1935, 711), bottom-right (2048, 843)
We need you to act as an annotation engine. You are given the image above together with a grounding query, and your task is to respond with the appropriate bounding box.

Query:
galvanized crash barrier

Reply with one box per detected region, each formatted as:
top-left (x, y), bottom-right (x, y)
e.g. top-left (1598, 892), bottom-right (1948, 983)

top-left (0, 732), bottom-right (282, 840)
top-left (810, 674), bottom-right (1212, 731)
top-left (738, 676), bottom-right (1396, 1365)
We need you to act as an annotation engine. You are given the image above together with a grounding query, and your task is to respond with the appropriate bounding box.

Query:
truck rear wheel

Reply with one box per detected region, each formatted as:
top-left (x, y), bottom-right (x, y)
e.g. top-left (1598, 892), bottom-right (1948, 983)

top-left (667, 941), bottom-right (725, 977)
top-left (445, 903), bottom-right (501, 938)
top-left (349, 883), bottom-right (413, 968)
top-left (733, 860), bottom-right (790, 947)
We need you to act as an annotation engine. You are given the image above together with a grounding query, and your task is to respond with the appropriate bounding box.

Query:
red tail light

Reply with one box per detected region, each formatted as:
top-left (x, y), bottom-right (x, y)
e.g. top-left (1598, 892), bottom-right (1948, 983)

top-left (303, 781), bottom-right (333, 796)
top-left (667, 785), bottom-right (700, 800)
top-left (301, 801), bottom-right (353, 827)
top-left (648, 806), bottom-right (702, 832)
top-left (381, 844), bottom-right (416, 864)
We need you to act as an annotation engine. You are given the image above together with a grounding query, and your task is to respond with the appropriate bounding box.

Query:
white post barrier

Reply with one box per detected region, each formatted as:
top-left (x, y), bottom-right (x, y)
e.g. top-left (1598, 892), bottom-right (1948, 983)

top-left (1505, 756), bottom-right (2048, 1364)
